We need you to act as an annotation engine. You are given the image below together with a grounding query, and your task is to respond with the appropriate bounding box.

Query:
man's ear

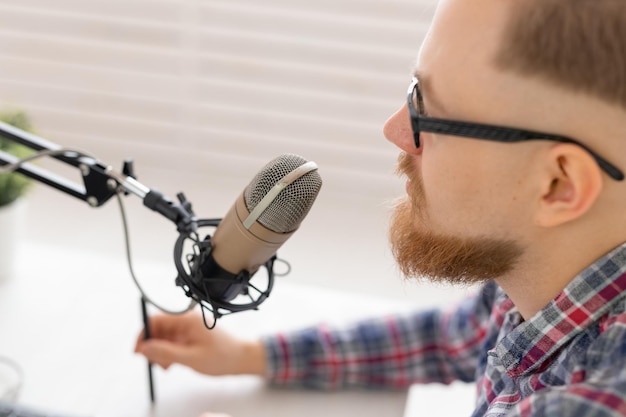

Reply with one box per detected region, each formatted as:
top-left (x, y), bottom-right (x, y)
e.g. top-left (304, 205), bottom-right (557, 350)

top-left (535, 143), bottom-right (603, 228)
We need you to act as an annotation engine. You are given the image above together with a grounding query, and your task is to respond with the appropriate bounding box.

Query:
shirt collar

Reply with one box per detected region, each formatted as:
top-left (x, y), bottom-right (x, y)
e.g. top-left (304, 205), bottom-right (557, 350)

top-left (494, 242), bottom-right (626, 377)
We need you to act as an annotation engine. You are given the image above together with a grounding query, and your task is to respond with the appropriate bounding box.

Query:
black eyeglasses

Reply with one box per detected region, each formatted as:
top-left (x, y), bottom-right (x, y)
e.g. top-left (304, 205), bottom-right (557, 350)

top-left (407, 77), bottom-right (624, 181)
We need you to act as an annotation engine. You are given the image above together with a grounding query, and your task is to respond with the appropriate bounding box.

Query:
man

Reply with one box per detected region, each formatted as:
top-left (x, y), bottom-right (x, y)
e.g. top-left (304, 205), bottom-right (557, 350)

top-left (135, 0), bottom-right (626, 415)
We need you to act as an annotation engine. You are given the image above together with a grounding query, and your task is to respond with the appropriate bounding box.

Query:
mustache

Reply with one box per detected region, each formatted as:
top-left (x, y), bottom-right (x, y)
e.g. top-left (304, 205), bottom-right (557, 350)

top-left (395, 152), bottom-right (414, 178)
top-left (395, 151), bottom-right (425, 214)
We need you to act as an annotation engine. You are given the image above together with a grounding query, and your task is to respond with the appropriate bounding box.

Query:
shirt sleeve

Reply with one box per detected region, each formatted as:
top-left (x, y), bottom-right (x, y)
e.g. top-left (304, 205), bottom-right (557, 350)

top-left (261, 281), bottom-right (499, 390)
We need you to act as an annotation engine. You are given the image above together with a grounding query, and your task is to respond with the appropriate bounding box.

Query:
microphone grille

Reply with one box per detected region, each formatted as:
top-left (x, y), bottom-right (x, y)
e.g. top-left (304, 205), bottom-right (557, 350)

top-left (244, 154), bottom-right (322, 233)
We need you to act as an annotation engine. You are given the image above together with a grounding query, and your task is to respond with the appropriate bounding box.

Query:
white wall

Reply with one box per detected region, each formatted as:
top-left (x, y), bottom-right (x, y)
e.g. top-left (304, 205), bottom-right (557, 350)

top-left (0, 0), bottom-right (473, 307)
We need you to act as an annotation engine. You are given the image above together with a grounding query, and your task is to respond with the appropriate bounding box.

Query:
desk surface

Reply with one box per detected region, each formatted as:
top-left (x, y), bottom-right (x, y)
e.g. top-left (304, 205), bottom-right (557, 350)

top-left (0, 241), bottom-right (476, 417)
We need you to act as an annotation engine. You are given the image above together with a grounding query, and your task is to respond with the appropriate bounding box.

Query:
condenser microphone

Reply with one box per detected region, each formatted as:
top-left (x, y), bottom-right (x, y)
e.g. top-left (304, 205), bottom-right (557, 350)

top-left (175, 154), bottom-right (322, 318)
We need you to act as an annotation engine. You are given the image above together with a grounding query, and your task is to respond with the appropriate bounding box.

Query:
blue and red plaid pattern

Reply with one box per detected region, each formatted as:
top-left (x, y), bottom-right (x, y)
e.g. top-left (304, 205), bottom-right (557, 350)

top-left (263, 243), bottom-right (626, 416)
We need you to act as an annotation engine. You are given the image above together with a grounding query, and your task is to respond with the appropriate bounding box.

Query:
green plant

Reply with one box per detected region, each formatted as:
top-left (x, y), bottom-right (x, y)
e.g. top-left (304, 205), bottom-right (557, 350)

top-left (0, 110), bottom-right (34, 207)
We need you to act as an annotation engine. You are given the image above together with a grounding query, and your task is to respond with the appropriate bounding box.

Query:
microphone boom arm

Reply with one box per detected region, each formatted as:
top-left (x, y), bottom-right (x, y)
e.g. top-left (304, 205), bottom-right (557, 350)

top-left (0, 120), bottom-right (197, 233)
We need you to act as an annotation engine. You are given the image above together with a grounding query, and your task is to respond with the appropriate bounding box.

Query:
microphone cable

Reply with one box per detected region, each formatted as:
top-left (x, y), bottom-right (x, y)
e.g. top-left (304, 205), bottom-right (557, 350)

top-left (0, 147), bottom-right (96, 173)
top-left (114, 190), bottom-right (196, 315)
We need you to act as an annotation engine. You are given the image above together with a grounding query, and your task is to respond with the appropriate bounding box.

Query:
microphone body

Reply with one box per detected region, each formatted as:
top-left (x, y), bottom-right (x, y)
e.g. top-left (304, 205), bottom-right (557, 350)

top-left (197, 195), bottom-right (296, 302)
top-left (179, 154), bottom-right (322, 310)
top-left (210, 194), bottom-right (297, 277)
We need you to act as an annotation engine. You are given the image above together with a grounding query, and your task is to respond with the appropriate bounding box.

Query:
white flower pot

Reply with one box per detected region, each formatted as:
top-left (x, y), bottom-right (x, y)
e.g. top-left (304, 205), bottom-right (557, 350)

top-left (0, 200), bottom-right (24, 283)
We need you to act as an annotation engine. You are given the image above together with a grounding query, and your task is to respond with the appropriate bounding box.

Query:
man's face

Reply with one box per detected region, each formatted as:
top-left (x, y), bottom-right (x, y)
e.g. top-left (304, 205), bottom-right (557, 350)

top-left (383, 0), bottom-right (536, 284)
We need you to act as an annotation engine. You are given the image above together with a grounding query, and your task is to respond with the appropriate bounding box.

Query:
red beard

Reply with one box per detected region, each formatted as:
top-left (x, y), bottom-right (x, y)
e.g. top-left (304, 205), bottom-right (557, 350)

top-left (389, 152), bottom-right (522, 285)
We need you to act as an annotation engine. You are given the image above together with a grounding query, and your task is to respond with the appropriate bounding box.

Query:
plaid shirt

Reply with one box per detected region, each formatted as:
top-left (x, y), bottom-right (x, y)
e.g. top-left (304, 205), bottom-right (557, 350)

top-left (263, 243), bottom-right (626, 416)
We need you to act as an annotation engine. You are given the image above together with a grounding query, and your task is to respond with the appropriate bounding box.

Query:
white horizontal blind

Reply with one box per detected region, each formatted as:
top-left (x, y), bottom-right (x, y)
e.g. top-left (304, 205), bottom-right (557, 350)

top-left (0, 0), bottom-right (436, 202)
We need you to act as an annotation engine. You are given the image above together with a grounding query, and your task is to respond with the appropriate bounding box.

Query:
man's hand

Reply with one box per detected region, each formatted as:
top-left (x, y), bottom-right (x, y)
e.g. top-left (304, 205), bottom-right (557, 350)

top-left (134, 310), bottom-right (267, 377)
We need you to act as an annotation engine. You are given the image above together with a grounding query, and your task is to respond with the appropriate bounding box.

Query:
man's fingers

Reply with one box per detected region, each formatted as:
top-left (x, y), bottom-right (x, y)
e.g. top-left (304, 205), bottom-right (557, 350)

top-left (136, 339), bottom-right (183, 369)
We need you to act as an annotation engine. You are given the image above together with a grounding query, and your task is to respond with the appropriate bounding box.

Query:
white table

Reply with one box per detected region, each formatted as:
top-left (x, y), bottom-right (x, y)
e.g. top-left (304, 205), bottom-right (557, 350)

top-left (0, 242), bottom-right (425, 417)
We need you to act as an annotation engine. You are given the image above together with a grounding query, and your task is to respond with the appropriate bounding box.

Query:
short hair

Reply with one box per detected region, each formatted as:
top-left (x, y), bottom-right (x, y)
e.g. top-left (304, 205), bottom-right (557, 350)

top-left (495, 0), bottom-right (626, 110)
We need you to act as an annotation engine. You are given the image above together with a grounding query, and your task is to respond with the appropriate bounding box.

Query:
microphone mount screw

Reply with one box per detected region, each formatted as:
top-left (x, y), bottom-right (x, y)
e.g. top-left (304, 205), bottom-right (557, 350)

top-left (87, 196), bottom-right (98, 207)
top-left (107, 179), bottom-right (118, 191)
top-left (79, 164), bottom-right (90, 176)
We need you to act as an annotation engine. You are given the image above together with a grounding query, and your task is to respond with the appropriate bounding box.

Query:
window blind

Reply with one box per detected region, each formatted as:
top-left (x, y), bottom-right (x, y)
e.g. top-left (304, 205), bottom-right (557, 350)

top-left (0, 0), bottom-right (436, 202)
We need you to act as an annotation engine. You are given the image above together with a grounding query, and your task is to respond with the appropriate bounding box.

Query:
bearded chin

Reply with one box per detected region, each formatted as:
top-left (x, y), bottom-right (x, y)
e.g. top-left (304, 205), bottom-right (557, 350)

top-left (389, 198), bottom-right (523, 286)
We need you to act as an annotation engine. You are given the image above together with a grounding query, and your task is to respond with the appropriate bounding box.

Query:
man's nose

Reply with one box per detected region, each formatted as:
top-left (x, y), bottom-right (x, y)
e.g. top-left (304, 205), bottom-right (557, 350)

top-left (383, 104), bottom-right (420, 154)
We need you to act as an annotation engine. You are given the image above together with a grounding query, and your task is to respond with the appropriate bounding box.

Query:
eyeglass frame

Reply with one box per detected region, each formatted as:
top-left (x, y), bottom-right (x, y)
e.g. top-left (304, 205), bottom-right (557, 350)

top-left (406, 77), bottom-right (624, 181)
